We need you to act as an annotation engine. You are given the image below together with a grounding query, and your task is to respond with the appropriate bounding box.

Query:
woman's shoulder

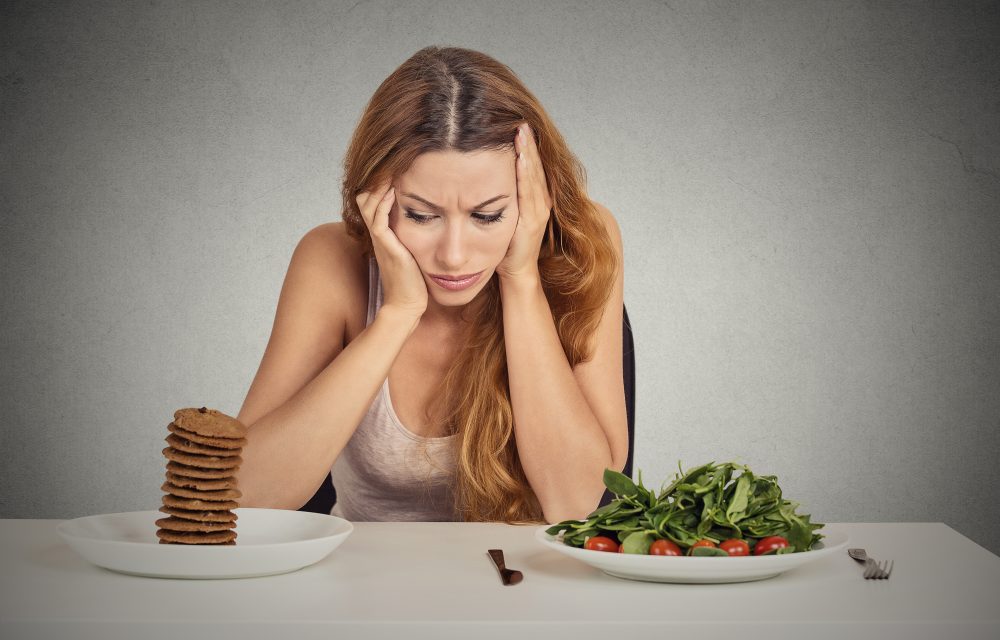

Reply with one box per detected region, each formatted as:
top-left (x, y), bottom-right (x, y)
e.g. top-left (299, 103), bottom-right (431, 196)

top-left (292, 221), bottom-right (367, 273)
top-left (295, 220), bottom-right (363, 257)
top-left (590, 200), bottom-right (619, 230)
top-left (590, 200), bottom-right (623, 254)
top-left (288, 222), bottom-right (369, 333)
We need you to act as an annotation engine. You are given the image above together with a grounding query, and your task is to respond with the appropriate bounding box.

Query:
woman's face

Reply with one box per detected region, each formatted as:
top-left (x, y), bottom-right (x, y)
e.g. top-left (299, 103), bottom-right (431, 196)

top-left (390, 148), bottom-right (518, 309)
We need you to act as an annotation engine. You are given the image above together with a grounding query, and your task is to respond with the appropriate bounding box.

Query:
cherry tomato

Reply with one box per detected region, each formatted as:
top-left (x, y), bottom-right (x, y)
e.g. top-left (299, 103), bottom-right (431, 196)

top-left (584, 536), bottom-right (619, 553)
top-left (687, 539), bottom-right (717, 555)
top-left (719, 539), bottom-right (751, 556)
top-left (648, 539), bottom-right (682, 556)
top-left (753, 535), bottom-right (790, 556)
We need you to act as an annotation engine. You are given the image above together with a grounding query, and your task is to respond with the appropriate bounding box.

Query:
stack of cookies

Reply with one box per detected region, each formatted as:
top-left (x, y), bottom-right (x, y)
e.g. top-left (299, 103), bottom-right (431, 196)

top-left (157, 407), bottom-right (248, 545)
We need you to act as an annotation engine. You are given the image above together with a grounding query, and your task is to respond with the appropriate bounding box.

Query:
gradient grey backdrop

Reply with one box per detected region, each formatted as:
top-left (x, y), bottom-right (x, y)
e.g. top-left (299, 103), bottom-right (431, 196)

top-left (3, 1), bottom-right (999, 554)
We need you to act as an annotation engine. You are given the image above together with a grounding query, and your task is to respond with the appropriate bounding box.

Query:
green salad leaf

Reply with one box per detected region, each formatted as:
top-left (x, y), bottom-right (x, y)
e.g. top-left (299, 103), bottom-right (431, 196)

top-left (545, 461), bottom-right (825, 555)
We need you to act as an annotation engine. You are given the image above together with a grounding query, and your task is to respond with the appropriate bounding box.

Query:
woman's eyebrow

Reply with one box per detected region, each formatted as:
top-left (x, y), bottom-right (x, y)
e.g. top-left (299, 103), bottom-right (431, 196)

top-left (401, 193), bottom-right (509, 212)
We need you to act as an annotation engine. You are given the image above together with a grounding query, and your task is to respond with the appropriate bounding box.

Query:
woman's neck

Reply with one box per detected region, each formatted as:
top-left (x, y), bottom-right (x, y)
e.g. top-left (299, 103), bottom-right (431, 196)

top-left (415, 295), bottom-right (461, 330)
top-left (420, 286), bottom-right (490, 330)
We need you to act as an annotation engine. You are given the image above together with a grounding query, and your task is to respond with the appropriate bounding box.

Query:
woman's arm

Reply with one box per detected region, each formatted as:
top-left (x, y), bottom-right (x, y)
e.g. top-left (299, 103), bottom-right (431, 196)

top-left (234, 222), bottom-right (420, 510)
top-left (501, 204), bottom-right (628, 523)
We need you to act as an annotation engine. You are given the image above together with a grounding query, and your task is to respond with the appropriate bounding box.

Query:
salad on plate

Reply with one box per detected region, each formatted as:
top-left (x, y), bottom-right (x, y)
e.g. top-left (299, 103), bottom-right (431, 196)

top-left (545, 461), bottom-right (825, 557)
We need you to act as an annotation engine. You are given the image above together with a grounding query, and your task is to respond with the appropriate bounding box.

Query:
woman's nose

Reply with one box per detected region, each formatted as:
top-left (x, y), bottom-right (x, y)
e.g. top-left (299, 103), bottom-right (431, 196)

top-left (436, 221), bottom-right (467, 269)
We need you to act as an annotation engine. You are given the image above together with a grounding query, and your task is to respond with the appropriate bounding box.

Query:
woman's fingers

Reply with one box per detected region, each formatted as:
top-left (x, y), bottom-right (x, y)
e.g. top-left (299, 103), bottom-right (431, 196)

top-left (499, 123), bottom-right (552, 281)
top-left (371, 187), bottom-right (395, 237)
top-left (355, 180), bottom-right (408, 261)
top-left (356, 182), bottom-right (393, 231)
top-left (355, 181), bottom-right (408, 264)
top-left (354, 180), bottom-right (427, 319)
top-left (515, 124), bottom-right (551, 215)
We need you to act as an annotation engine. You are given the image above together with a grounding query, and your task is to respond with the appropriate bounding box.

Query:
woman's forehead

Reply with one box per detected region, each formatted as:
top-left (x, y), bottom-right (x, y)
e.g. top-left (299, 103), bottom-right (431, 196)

top-left (400, 149), bottom-right (515, 192)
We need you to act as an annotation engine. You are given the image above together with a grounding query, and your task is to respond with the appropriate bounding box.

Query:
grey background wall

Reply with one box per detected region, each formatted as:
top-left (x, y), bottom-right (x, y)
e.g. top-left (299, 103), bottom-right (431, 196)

top-left (2, 1), bottom-right (998, 553)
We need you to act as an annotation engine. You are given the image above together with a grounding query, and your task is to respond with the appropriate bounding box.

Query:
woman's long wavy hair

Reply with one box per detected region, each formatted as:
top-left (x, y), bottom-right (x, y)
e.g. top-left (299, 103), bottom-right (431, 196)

top-left (341, 46), bottom-right (619, 523)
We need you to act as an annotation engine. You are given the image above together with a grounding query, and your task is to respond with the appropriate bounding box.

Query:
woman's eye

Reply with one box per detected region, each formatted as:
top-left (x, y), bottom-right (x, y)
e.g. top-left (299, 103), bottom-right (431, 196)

top-left (404, 209), bottom-right (435, 224)
top-left (473, 210), bottom-right (506, 225)
top-left (404, 208), bottom-right (506, 225)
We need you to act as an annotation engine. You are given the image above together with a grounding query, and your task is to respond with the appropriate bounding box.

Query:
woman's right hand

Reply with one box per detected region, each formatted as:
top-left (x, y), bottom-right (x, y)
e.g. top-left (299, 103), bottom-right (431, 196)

top-left (355, 181), bottom-right (428, 322)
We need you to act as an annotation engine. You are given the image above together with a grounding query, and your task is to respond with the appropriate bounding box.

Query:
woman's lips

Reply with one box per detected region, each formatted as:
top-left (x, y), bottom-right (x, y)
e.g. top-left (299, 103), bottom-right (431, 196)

top-left (429, 271), bottom-right (483, 291)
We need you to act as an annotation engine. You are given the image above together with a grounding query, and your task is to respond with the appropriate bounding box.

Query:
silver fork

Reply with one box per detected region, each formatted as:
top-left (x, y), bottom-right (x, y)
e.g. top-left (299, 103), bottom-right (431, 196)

top-left (848, 548), bottom-right (893, 579)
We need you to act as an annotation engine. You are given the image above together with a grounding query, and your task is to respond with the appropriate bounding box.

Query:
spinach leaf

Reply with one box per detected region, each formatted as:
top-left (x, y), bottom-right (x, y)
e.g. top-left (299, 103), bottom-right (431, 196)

top-left (603, 469), bottom-right (639, 498)
top-left (621, 531), bottom-right (655, 554)
top-left (690, 546), bottom-right (729, 557)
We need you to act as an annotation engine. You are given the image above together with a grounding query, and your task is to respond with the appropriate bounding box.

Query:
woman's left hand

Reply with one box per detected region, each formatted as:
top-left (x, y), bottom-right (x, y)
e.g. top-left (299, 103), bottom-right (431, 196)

top-left (497, 122), bottom-right (553, 283)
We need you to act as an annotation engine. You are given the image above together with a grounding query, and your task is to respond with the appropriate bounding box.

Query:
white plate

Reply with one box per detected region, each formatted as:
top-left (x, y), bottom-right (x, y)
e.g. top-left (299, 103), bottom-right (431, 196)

top-left (536, 526), bottom-right (849, 583)
top-left (58, 508), bottom-right (353, 579)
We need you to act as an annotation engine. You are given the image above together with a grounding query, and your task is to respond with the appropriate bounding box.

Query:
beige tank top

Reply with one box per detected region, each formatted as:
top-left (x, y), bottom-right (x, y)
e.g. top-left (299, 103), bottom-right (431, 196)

top-left (329, 257), bottom-right (459, 521)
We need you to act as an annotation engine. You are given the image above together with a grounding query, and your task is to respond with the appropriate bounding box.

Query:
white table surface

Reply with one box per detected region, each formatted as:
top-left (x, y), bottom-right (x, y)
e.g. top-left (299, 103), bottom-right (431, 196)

top-left (1, 519), bottom-right (998, 639)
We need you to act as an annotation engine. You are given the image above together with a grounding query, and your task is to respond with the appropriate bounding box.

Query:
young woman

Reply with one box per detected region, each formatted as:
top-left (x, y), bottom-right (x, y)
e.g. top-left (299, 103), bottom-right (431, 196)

top-left (234, 46), bottom-right (627, 524)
